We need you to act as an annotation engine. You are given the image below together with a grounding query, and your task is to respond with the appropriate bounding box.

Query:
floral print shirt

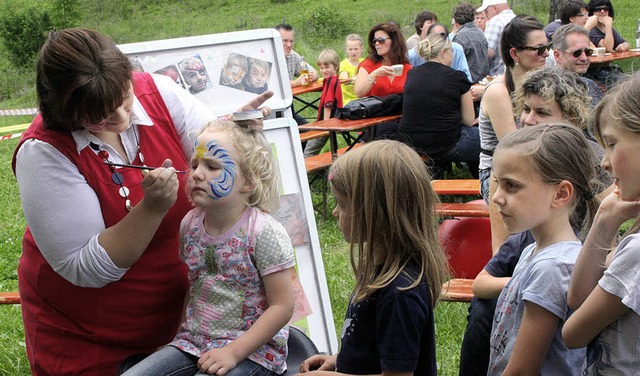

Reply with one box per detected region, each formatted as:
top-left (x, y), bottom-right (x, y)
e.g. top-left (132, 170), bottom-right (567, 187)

top-left (171, 206), bottom-right (295, 374)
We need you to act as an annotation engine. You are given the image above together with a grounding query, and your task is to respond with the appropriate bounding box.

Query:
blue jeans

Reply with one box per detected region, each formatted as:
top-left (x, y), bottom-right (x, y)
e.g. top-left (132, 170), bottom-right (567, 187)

top-left (120, 346), bottom-right (277, 376)
top-left (458, 297), bottom-right (498, 376)
top-left (433, 126), bottom-right (481, 178)
top-left (479, 167), bottom-right (491, 204)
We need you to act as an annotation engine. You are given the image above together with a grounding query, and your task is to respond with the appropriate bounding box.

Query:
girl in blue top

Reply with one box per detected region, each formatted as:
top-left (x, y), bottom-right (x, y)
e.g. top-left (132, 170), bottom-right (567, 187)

top-left (298, 140), bottom-right (450, 376)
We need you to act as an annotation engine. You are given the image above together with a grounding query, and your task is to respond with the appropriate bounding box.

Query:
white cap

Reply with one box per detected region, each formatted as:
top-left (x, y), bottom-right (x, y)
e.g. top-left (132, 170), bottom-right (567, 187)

top-left (476, 0), bottom-right (507, 12)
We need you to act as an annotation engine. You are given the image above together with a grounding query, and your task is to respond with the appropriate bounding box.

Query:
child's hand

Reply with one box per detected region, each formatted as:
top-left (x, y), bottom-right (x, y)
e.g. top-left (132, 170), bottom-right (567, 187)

top-left (197, 347), bottom-right (239, 375)
top-left (297, 354), bottom-right (336, 373)
top-left (140, 159), bottom-right (179, 213)
top-left (597, 187), bottom-right (640, 227)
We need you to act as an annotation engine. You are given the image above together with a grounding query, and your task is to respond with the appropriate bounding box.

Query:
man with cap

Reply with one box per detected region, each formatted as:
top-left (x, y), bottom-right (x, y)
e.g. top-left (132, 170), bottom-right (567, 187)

top-left (478, 0), bottom-right (515, 76)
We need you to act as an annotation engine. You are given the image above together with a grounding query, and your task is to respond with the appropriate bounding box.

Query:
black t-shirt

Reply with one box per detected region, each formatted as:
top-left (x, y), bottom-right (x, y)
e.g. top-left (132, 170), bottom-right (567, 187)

top-left (398, 62), bottom-right (471, 154)
top-left (336, 265), bottom-right (437, 375)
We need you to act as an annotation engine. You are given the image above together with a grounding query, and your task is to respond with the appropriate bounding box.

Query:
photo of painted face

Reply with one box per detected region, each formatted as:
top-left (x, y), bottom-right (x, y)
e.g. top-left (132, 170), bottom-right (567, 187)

top-left (154, 64), bottom-right (182, 86)
top-left (243, 57), bottom-right (272, 94)
top-left (179, 55), bottom-right (212, 94)
top-left (219, 53), bottom-right (248, 91)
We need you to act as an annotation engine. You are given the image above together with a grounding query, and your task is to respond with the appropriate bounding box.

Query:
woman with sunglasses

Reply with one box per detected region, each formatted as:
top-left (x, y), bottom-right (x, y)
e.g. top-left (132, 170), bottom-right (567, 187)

top-left (477, 15), bottom-right (549, 254)
top-left (353, 22), bottom-right (411, 98)
top-left (397, 32), bottom-right (479, 179)
top-left (587, 0), bottom-right (629, 52)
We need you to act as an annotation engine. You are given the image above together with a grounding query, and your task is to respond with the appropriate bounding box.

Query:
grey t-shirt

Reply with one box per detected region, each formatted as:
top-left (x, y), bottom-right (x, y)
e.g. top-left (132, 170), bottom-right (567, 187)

top-left (584, 233), bottom-right (640, 375)
top-left (489, 241), bottom-right (586, 375)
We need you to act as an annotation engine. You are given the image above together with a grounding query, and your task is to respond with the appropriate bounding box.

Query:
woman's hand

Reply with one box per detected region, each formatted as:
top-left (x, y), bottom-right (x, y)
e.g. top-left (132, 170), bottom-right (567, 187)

top-left (233, 90), bottom-right (274, 131)
top-left (371, 65), bottom-right (394, 78)
top-left (616, 42), bottom-right (630, 52)
top-left (298, 354), bottom-right (337, 373)
top-left (140, 159), bottom-right (179, 214)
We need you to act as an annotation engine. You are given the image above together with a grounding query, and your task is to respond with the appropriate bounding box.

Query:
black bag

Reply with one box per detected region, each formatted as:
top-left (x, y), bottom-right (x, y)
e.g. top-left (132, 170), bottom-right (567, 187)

top-left (335, 94), bottom-right (403, 120)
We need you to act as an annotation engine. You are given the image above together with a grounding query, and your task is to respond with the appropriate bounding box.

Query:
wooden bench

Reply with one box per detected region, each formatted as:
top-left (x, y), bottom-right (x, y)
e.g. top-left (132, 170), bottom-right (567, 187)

top-left (440, 278), bottom-right (474, 302)
top-left (435, 202), bottom-right (489, 217)
top-left (0, 291), bottom-right (20, 305)
top-left (300, 130), bottom-right (330, 143)
top-left (431, 179), bottom-right (480, 196)
top-left (305, 144), bottom-right (365, 218)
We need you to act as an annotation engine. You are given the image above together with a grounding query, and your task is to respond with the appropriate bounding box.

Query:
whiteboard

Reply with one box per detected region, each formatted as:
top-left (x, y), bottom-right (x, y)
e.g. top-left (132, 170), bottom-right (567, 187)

top-left (118, 29), bottom-right (293, 116)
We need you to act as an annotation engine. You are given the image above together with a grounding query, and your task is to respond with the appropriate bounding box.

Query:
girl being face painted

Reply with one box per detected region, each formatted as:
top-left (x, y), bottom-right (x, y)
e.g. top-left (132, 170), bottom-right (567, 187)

top-left (188, 130), bottom-right (249, 209)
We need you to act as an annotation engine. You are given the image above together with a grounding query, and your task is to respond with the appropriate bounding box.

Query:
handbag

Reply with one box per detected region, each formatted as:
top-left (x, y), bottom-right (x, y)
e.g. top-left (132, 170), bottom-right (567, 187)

top-left (335, 94), bottom-right (403, 120)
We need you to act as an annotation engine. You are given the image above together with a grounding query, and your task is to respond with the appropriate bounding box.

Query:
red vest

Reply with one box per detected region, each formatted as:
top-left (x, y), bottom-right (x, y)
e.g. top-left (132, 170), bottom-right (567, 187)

top-left (13, 72), bottom-right (192, 375)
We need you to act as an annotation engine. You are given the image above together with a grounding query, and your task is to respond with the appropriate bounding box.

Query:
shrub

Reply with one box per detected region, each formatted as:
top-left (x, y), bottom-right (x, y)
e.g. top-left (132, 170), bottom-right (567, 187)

top-left (0, 1), bottom-right (51, 69)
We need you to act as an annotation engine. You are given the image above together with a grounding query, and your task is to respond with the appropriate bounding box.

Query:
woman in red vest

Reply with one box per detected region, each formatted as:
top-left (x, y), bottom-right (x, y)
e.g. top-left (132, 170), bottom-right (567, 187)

top-left (11, 28), bottom-right (270, 375)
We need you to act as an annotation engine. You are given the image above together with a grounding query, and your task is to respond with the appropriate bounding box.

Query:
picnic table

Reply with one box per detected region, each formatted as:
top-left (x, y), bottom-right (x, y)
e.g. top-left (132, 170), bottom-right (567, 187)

top-left (588, 49), bottom-right (640, 64)
top-left (299, 114), bottom-right (401, 160)
top-left (291, 81), bottom-right (324, 115)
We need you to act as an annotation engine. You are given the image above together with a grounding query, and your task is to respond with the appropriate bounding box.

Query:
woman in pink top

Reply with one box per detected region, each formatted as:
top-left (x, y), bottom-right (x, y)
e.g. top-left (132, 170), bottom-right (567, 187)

top-left (354, 22), bottom-right (412, 98)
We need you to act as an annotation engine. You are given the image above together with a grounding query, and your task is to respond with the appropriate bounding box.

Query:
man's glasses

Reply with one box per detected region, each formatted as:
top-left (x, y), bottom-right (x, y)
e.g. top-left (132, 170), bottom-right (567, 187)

top-left (518, 42), bottom-right (552, 56)
top-left (372, 37), bottom-right (390, 44)
top-left (565, 48), bottom-right (594, 58)
top-left (593, 5), bottom-right (610, 12)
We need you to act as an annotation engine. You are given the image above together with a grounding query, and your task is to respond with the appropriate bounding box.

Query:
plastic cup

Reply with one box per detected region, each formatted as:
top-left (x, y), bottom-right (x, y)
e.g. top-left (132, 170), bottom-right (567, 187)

top-left (391, 64), bottom-right (404, 76)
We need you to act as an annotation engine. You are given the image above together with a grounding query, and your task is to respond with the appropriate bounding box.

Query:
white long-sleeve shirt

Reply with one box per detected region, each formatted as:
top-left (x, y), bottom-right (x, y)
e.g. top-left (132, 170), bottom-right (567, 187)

top-left (15, 74), bottom-right (215, 288)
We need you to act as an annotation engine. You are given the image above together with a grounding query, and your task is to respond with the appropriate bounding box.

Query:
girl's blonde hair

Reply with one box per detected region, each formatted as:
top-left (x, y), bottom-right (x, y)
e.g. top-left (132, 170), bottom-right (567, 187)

top-left (195, 119), bottom-right (279, 213)
top-left (515, 68), bottom-right (591, 129)
top-left (345, 33), bottom-right (364, 47)
top-left (417, 32), bottom-right (452, 62)
top-left (328, 140), bottom-right (450, 306)
top-left (593, 75), bottom-right (640, 235)
top-left (496, 124), bottom-right (600, 239)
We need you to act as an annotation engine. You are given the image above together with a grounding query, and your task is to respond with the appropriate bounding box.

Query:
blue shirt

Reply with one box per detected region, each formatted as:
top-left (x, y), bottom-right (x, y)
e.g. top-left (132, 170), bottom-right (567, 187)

top-left (407, 42), bottom-right (472, 83)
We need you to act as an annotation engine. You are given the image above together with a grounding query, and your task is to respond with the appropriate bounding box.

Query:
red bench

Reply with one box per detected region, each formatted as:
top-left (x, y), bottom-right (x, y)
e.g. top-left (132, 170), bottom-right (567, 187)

top-left (299, 130), bottom-right (330, 143)
top-left (440, 278), bottom-right (474, 302)
top-left (0, 291), bottom-right (20, 305)
top-left (435, 202), bottom-right (489, 217)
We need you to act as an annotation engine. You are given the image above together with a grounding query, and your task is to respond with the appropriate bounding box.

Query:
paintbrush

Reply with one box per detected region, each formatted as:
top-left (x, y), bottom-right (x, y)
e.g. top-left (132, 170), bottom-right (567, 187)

top-left (104, 161), bottom-right (187, 174)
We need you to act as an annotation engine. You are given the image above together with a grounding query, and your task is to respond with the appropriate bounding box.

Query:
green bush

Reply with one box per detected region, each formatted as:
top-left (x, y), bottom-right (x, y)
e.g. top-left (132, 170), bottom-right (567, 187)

top-left (302, 2), bottom-right (350, 42)
top-left (0, 2), bottom-right (51, 69)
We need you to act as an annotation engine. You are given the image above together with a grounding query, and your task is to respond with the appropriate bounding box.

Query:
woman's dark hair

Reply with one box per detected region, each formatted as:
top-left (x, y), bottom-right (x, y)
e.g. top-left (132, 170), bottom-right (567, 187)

top-left (500, 15), bottom-right (544, 93)
top-left (413, 11), bottom-right (438, 34)
top-left (559, 0), bottom-right (588, 24)
top-left (366, 22), bottom-right (409, 65)
top-left (37, 28), bottom-right (132, 131)
top-left (427, 23), bottom-right (450, 37)
top-left (587, 0), bottom-right (614, 19)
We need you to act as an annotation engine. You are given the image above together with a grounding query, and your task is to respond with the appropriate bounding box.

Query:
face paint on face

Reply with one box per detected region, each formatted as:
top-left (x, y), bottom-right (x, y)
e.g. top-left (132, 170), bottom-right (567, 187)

top-left (191, 139), bottom-right (238, 199)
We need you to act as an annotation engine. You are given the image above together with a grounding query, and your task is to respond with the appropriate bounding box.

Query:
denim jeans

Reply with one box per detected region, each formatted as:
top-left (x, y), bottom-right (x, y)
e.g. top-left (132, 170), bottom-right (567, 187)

top-left (120, 346), bottom-right (277, 376)
top-left (479, 167), bottom-right (491, 204)
top-left (432, 126), bottom-right (481, 179)
top-left (458, 297), bottom-right (498, 376)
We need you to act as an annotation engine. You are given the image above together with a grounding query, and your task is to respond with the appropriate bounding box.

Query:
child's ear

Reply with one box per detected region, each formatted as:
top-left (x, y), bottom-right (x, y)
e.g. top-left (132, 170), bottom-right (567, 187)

top-left (240, 178), bottom-right (256, 194)
top-left (552, 180), bottom-right (574, 208)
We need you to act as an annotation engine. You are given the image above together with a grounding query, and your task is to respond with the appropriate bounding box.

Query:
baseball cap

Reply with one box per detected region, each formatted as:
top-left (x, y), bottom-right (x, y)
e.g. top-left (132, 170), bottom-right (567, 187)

top-left (477, 0), bottom-right (507, 12)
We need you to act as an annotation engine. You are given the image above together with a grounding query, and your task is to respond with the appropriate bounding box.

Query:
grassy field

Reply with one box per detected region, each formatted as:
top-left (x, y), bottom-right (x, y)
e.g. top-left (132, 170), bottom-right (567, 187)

top-left (0, 0), bottom-right (639, 374)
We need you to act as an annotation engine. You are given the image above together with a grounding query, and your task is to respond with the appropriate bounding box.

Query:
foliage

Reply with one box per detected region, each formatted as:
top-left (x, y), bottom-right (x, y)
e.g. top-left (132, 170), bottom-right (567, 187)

top-left (49, 0), bottom-right (81, 29)
top-left (0, 1), bottom-right (51, 69)
top-left (301, 2), bottom-right (351, 43)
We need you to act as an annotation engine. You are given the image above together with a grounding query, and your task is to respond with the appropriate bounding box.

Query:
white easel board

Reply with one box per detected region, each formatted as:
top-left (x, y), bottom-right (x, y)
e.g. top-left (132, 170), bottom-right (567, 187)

top-left (118, 30), bottom-right (338, 354)
top-left (118, 28), bottom-right (293, 116)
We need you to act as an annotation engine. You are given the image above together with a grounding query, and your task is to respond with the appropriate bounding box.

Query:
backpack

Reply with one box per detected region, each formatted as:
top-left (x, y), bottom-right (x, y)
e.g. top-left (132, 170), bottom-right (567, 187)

top-left (335, 94), bottom-right (403, 120)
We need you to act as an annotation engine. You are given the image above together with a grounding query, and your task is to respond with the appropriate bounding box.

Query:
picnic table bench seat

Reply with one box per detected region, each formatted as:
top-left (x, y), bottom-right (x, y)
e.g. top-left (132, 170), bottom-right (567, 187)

top-left (300, 130), bottom-right (330, 143)
top-left (0, 291), bottom-right (20, 305)
top-left (435, 202), bottom-right (489, 217)
top-left (440, 278), bottom-right (474, 302)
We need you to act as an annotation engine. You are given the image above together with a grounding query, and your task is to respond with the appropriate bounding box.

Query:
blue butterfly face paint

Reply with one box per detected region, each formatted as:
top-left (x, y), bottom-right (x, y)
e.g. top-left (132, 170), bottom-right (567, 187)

top-left (192, 138), bottom-right (238, 200)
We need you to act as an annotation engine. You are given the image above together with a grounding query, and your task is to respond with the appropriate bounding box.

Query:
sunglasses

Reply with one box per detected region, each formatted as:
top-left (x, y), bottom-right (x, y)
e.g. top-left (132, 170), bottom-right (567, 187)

top-left (593, 5), bottom-right (610, 12)
top-left (517, 42), bottom-right (552, 56)
top-left (372, 37), bottom-right (390, 44)
top-left (565, 48), bottom-right (594, 58)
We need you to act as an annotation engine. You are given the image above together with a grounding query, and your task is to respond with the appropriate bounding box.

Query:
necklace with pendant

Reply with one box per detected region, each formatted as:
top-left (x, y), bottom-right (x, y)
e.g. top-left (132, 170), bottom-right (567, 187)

top-left (90, 125), bottom-right (147, 212)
